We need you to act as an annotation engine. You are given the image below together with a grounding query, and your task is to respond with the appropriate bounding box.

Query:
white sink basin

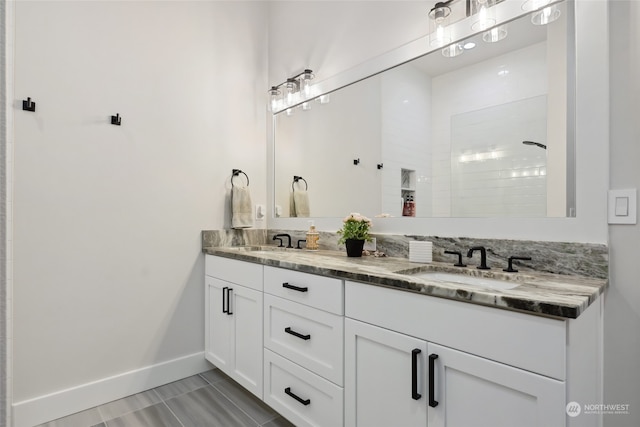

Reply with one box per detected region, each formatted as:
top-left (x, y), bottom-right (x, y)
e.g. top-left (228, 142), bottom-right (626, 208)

top-left (409, 272), bottom-right (520, 290)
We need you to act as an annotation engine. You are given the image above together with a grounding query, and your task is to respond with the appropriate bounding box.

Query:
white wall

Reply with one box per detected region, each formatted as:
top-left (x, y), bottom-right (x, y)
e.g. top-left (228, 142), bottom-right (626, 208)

top-left (12, 1), bottom-right (267, 425)
top-left (606, 1), bottom-right (640, 426)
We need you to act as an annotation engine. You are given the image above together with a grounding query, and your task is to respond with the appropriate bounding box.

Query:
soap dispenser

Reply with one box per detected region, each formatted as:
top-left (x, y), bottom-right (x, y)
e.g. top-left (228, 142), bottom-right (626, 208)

top-left (306, 221), bottom-right (319, 251)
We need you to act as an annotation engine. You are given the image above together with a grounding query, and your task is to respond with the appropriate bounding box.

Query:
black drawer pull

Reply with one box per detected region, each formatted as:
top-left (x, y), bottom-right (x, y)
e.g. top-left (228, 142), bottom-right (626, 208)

top-left (412, 349), bottom-right (422, 400)
top-left (222, 287), bottom-right (228, 314)
top-left (285, 327), bottom-right (311, 341)
top-left (226, 288), bottom-right (233, 315)
top-left (429, 353), bottom-right (439, 407)
top-left (284, 387), bottom-right (311, 406)
top-left (282, 282), bottom-right (308, 292)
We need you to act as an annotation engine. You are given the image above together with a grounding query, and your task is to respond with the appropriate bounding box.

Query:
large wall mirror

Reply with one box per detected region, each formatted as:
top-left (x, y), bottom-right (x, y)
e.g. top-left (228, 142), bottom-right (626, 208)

top-left (273, 0), bottom-right (575, 220)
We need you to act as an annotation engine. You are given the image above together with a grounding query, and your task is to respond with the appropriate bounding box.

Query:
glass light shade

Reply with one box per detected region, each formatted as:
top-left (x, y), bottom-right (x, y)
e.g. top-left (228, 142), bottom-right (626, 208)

top-left (471, 0), bottom-right (496, 32)
top-left (301, 69), bottom-right (314, 97)
top-left (521, 0), bottom-right (551, 12)
top-left (531, 5), bottom-right (561, 25)
top-left (429, 3), bottom-right (451, 47)
top-left (442, 43), bottom-right (464, 58)
top-left (269, 87), bottom-right (281, 112)
top-left (285, 79), bottom-right (298, 106)
top-left (483, 24), bottom-right (508, 43)
top-left (318, 94), bottom-right (330, 104)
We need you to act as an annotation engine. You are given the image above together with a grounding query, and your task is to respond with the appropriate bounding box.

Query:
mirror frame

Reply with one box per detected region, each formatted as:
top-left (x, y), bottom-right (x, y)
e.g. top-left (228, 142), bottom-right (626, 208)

top-left (268, 0), bottom-right (608, 244)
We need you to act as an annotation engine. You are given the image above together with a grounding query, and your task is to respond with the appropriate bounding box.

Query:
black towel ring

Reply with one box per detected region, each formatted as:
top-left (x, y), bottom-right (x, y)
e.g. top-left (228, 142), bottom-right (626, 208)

top-left (231, 169), bottom-right (249, 187)
top-left (292, 176), bottom-right (308, 192)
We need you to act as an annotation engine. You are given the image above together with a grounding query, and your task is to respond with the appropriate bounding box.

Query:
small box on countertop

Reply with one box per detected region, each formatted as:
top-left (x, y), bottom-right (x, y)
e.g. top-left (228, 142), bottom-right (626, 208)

top-left (409, 241), bottom-right (433, 263)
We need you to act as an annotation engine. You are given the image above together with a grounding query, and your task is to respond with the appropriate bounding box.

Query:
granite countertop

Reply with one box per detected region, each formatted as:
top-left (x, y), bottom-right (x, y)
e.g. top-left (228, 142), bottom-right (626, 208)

top-left (203, 246), bottom-right (607, 319)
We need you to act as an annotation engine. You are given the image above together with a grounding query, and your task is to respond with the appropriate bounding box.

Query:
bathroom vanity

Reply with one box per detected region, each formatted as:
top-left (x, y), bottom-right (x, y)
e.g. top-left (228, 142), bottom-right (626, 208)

top-left (203, 246), bottom-right (605, 427)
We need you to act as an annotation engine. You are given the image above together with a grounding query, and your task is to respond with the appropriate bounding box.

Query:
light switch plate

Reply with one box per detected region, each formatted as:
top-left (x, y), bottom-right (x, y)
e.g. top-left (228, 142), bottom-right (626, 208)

top-left (608, 189), bottom-right (637, 224)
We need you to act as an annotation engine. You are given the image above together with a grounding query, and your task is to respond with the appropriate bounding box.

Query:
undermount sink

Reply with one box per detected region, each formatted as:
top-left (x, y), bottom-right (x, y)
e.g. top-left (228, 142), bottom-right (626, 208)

top-left (408, 271), bottom-right (520, 290)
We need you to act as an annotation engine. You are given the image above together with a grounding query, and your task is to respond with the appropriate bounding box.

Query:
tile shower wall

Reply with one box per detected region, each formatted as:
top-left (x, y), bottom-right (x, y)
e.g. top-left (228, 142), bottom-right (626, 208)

top-left (431, 42), bottom-right (550, 217)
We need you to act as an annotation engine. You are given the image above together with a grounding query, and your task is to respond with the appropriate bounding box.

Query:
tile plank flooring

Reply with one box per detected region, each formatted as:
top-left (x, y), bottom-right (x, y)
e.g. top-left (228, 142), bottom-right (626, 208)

top-left (36, 369), bottom-right (295, 427)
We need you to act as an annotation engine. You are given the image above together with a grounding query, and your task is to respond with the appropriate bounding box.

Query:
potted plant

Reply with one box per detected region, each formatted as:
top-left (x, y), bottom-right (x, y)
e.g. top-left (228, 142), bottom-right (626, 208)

top-left (337, 213), bottom-right (372, 257)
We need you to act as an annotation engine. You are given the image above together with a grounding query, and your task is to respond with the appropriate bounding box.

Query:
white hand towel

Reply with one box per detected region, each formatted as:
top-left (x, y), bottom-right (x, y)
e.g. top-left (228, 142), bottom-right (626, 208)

top-left (231, 186), bottom-right (254, 229)
top-left (292, 190), bottom-right (310, 217)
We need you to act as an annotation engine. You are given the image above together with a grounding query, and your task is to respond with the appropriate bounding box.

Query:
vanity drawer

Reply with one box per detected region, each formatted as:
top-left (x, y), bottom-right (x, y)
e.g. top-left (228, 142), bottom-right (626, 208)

top-left (264, 294), bottom-right (343, 386)
top-left (205, 255), bottom-right (263, 291)
top-left (264, 349), bottom-right (344, 427)
top-left (264, 266), bottom-right (343, 314)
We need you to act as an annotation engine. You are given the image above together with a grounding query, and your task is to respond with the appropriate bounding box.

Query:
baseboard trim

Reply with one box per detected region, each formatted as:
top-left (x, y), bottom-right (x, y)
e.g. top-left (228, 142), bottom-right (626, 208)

top-left (13, 351), bottom-right (211, 427)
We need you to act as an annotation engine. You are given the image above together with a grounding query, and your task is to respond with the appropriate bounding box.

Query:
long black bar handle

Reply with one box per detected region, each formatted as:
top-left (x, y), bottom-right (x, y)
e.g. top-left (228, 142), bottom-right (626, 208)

top-left (282, 282), bottom-right (308, 293)
top-left (222, 287), bottom-right (228, 314)
top-left (226, 288), bottom-right (233, 316)
top-left (284, 387), bottom-right (311, 406)
top-left (412, 349), bottom-right (422, 400)
top-left (285, 327), bottom-right (311, 341)
top-left (429, 353), bottom-right (439, 407)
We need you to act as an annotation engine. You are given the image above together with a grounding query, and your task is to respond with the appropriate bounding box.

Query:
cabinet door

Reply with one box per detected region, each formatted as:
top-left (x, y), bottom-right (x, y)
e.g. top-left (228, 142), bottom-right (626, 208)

top-left (427, 343), bottom-right (565, 427)
top-left (345, 318), bottom-right (428, 427)
top-left (205, 276), bottom-right (234, 372)
top-left (230, 284), bottom-right (263, 398)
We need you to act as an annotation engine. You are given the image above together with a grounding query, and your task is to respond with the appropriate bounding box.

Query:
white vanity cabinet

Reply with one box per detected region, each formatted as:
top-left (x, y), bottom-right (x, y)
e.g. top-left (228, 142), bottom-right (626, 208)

top-left (205, 256), bottom-right (264, 398)
top-left (343, 280), bottom-right (599, 427)
top-left (262, 266), bottom-right (345, 427)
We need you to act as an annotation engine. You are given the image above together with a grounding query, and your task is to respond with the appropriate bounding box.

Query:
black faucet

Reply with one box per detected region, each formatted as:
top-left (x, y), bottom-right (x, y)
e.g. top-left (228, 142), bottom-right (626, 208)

top-left (296, 239), bottom-right (307, 249)
top-left (467, 246), bottom-right (490, 270)
top-left (444, 250), bottom-right (466, 267)
top-left (273, 233), bottom-right (293, 248)
top-left (503, 256), bottom-right (532, 273)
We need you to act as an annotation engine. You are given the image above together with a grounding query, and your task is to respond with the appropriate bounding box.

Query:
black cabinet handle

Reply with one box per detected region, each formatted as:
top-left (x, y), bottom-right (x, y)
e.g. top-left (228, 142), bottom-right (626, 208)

top-left (226, 288), bottom-right (233, 315)
top-left (284, 387), bottom-right (311, 406)
top-left (282, 282), bottom-right (308, 293)
top-left (222, 287), bottom-right (228, 314)
top-left (285, 327), bottom-right (311, 341)
top-left (429, 353), bottom-right (439, 407)
top-left (412, 349), bottom-right (422, 400)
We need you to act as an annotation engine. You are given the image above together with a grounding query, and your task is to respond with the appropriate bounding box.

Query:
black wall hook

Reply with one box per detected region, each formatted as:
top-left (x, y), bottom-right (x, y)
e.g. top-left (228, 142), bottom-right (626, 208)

top-left (353, 158), bottom-right (360, 165)
top-left (377, 163), bottom-right (384, 169)
top-left (111, 114), bottom-right (122, 126)
top-left (22, 97), bottom-right (36, 112)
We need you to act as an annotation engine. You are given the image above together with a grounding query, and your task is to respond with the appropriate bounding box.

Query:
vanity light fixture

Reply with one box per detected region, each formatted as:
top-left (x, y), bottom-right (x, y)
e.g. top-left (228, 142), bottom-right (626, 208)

top-left (521, 0), bottom-right (551, 12)
top-left (442, 43), bottom-right (464, 58)
top-left (429, 1), bottom-right (453, 47)
top-left (268, 69), bottom-right (314, 112)
top-left (470, 0), bottom-right (496, 31)
top-left (531, 4), bottom-right (560, 25)
top-left (483, 24), bottom-right (508, 42)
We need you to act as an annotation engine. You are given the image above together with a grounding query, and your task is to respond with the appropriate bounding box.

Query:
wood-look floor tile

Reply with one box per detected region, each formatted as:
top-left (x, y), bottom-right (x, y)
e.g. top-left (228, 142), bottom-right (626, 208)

top-left (153, 374), bottom-right (209, 401)
top-left (213, 379), bottom-right (277, 424)
top-left (98, 390), bottom-right (161, 422)
top-left (105, 403), bottom-right (181, 427)
top-left (165, 386), bottom-right (258, 427)
top-left (35, 408), bottom-right (103, 427)
top-left (198, 368), bottom-right (228, 385)
top-left (261, 416), bottom-right (296, 427)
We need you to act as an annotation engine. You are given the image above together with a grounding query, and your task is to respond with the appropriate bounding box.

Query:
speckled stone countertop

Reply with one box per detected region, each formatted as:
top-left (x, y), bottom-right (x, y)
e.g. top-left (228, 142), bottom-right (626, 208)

top-left (203, 246), bottom-right (607, 319)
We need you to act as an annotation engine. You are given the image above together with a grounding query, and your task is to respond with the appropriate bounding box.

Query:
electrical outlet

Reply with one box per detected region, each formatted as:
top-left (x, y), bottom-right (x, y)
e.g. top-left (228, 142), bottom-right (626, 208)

top-left (364, 238), bottom-right (376, 252)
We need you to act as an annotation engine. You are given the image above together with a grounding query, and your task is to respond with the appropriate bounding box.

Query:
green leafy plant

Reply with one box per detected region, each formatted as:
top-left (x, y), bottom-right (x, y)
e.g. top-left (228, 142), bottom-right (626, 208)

top-left (337, 213), bottom-right (373, 244)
